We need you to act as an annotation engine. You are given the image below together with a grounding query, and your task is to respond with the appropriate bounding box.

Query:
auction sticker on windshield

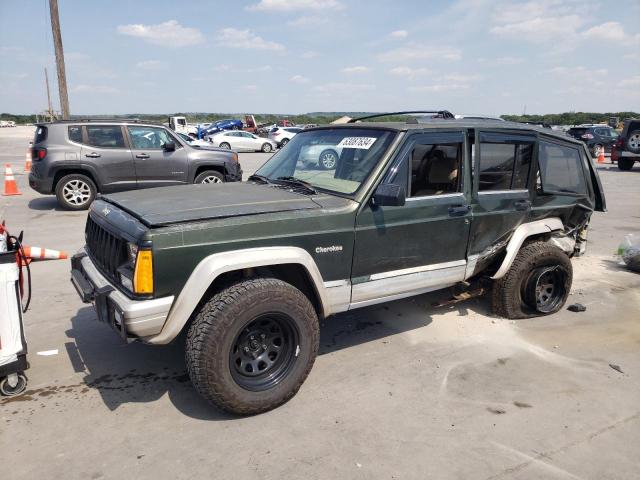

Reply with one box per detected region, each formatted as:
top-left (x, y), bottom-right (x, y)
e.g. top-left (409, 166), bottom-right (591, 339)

top-left (337, 137), bottom-right (377, 149)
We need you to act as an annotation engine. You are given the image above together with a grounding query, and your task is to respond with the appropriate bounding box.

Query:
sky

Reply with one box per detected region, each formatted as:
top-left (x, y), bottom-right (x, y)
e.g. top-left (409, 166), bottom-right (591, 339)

top-left (0, 0), bottom-right (639, 115)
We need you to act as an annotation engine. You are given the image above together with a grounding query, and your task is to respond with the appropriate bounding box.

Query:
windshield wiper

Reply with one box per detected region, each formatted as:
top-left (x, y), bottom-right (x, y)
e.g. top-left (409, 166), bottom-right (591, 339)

top-left (248, 174), bottom-right (271, 184)
top-left (275, 176), bottom-right (317, 194)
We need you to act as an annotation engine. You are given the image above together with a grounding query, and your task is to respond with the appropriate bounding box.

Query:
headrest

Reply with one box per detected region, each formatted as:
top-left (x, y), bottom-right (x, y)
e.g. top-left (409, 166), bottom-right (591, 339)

top-left (428, 156), bottom-right (458, 184)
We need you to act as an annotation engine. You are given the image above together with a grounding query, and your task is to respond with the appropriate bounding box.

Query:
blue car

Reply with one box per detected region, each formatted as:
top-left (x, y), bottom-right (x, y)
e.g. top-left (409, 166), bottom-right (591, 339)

top-left (201, 119), bottom-right (243, 137)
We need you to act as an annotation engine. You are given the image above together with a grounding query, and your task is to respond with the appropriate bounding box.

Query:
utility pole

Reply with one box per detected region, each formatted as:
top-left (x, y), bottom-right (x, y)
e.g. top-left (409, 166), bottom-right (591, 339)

top-left (44, 68), bottom-right (55, 122)
top-left (49, 0), bottom-right (70, 119)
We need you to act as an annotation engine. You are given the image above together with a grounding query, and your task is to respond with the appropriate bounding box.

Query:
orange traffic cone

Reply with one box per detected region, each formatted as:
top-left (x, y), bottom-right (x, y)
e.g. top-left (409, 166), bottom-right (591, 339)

top-left (24, 150), bottom-right (32, 172)
top-left (2, 164), bottom-right (22, 196)
top-left (21, 245), bottom-right (68, 261)
top-left (597, 146), bottom-right (605, 164)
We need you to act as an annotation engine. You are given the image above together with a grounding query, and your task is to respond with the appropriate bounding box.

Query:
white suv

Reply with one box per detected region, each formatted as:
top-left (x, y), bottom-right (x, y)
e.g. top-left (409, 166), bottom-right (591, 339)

top-left (269, 127), bottom-right (302, 147)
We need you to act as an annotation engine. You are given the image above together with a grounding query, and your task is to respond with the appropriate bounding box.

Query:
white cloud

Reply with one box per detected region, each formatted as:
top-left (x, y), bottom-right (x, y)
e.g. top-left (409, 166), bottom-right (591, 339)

top-left (388, 66), bottom-right (430, 78)
top-left (216, 28), bottom-right (285, 52)
top-left (408, 84), bottom-right (470, 93)
top-left (290, 75), bottom-right (310, 84)
top-left (212, 64), bottom-right (272, 73)
top-left (618, 76), bottom-right (640, 88)
top-left (117, 20), bottom-right (204, 48)
top-left (549, 66), bottom-right (607, 77)
top-left (378, 43), bottom-right (462, 62)
top-left (582, 22), bottom-right (640, 44)
top-left (71, 85), bottom-right (119, 94)
top-left (247, 0), bottom-right (343, 12)
top-left (341, 66), bottom-right (370, 74)
top-left (287, 16), bottom-right (329, 27)
top-left (312, 82), bottom-right (375, 94)
top-left (242, 84), bottom-right (258, 92)
top-left (301, 51), bottom-right (320, 59)
top-left (136, 60), bottom-right (166, 70)
top-left (390, 30), bottom-right (408, 38)
top-left (491, 56), bottom-right (524, 65)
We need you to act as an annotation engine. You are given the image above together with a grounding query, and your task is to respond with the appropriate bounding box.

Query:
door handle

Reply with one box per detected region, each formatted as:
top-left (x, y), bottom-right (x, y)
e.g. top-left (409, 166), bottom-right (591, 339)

top-left (448, 205), bottom-right (471, 217)
top-left (514, 200), bottom-right (531, 211)
top-left (136, 153), bottom-right (150, 159)
top-left (85, 152), bottom-right (101, 158)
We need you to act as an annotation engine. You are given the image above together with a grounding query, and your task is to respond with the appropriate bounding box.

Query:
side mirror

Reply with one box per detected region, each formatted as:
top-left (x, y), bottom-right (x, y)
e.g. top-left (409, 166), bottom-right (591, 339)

top-left (372, 183), bottom-right (406, 207)
top-left (163, 141), bottom-right (176, 152)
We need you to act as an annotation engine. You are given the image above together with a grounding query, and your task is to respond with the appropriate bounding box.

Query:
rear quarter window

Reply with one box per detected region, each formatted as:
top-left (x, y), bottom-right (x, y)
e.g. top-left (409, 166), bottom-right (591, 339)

top-left (85, 125), bottom-right (125, 148)
top-left (34, 126), bottom-right (48, 144)
top-left (68, 126), bottom-right (83, 143)
top-left (538, 141), bottom-right (587, 195)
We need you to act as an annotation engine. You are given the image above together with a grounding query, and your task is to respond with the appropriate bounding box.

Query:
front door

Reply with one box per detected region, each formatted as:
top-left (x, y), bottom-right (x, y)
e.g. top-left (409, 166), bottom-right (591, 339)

top-left (351, 131), bottom-right (472, 307)
top-left (466, 130), bottom-right (536, 276)
top-left (80, 125), bottom-right (137, 193)
top-left (126, 126), bottom-right (188, 188)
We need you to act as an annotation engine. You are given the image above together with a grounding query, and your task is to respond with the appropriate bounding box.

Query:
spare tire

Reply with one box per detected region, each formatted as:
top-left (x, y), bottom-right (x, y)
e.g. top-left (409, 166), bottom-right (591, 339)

top-left (627, 130), bottom-right (640, 154)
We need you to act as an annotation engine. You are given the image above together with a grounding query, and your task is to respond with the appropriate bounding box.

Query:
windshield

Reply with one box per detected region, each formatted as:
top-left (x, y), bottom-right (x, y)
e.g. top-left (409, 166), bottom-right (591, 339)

top-left (255, 128), bottom-right (396, 196)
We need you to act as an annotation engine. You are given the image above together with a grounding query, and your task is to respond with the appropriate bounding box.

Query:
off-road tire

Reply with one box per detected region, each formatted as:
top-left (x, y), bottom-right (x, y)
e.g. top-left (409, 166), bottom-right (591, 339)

top-left (492, 241), bottom-right (572, 319)
top-left (618, 157), bottom-right (635, 171)
top-left (194, 170), bottom-right (224, 184)
top-left (55, 173), bottom-right (97, 210)
top-left (627, 130), bottom-right (640, 154)
top-left (185, 278), bottom-right (319, 415)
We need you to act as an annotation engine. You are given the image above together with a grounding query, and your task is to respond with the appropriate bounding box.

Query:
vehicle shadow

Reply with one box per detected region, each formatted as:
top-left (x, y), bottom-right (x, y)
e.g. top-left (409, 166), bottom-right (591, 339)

top-left (28, 197), bottom-right (64, 211)
top-left (66, 289), bottom-right (490, 420)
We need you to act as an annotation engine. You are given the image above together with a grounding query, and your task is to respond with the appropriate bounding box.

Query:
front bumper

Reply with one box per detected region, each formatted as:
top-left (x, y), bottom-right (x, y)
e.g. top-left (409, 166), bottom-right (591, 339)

top-left (70, 248), bottom-right (174, 340)
top-left (225, 161), bottom-right (243, 182)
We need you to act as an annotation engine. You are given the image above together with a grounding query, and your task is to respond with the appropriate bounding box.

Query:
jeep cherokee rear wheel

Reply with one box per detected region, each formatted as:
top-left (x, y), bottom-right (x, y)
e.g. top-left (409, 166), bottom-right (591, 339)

top-left (492, 241), bottom-right (572, 319)
top-left (185, 278), bottom-right (319, 415)
top-left (55, 173), bottom-right (97, 210)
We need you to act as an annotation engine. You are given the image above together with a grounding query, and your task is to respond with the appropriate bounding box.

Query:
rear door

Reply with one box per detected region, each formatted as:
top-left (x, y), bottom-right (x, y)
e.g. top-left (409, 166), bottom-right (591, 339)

top-left (81, 125), bottom-right (136, 193)
top-left (466, 130), bottom-right (536, 275)
top-left (126, 126), bottom-right (188, 188)
top-left (351, 130), bottom-right (472, 307)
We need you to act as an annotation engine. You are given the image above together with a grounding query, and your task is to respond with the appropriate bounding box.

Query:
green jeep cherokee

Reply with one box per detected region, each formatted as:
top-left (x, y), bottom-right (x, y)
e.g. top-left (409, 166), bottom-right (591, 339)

top-left (71, 112), bottom-right (606, 414)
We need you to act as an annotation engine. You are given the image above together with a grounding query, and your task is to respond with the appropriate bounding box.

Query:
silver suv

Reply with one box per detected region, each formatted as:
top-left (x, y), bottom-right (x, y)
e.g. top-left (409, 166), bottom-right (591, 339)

top-left (28, 119), bottom-right (242, 210)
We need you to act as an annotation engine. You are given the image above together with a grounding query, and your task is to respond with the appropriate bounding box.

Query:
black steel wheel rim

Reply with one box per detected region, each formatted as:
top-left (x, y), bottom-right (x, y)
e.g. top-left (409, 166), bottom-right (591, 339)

top-left (524, 266), bottom-right (567, 313)
top-left (229, 313), bottom-right (299, 392)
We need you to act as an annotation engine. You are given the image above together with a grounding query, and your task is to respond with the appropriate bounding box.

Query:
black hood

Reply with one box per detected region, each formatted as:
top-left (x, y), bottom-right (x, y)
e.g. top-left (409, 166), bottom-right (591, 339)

top-left (100, 182), bottom-right (321, 227)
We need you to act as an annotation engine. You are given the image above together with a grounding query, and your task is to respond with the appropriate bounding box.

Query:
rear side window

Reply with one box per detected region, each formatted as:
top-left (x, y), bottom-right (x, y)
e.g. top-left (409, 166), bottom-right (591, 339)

top-left (478, 133), bottom-right (533, 191)
top-left (538, 141), bottom-right (587, 195)
top-left (85, 126), bottom-right (125, 148)
top-left (34, 126), bottom-right (48, 144)
top-left (68, 126), bottom-right (83, 143)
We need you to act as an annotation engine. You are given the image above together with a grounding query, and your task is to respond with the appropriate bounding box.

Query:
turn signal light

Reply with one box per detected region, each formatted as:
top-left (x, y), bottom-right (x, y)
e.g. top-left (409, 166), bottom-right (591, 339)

top-left (133, 250), bottom-right (154, 294)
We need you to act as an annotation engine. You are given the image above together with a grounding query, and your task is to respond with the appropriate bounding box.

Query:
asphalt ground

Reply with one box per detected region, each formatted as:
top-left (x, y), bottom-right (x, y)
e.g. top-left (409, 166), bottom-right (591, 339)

top-left (1, 126), bottom-right (639, 479)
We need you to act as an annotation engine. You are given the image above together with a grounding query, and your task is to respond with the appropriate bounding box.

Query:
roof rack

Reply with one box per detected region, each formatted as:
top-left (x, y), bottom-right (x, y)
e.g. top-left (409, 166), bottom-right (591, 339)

top-left (50, 118), bottom-right (146, 123)
top-left (348, 110), bottom-right (455, 123)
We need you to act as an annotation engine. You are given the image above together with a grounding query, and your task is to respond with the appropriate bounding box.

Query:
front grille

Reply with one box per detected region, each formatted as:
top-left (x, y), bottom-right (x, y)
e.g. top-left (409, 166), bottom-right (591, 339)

top-left (85, 216), bottom-right (127, 282)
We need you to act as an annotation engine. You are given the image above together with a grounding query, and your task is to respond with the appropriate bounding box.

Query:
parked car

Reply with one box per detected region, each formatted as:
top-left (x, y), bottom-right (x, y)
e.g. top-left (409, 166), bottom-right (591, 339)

top-left (177, 132), bottom-right (211, 147)
top-left (201, 119), bottom-right (244, 137)
top-left (70, 113), bottom-right (605, 415)
top-left (299, 142), bottom-right (343, 170)
top-left (567, 125), bottom-right (618, 157)
top-left (28, 120), bottom-right (242, 210)
top-left (208, 130), bottom-right (277, 152)
top-left (269, 127), bottom-right (302, 147)
top-left (611, 118), bottom-right (640, 171)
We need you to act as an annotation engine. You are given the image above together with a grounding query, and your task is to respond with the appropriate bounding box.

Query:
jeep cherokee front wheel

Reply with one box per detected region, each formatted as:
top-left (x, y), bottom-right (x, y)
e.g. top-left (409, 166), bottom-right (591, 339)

top-left (185, 278), bottom-right (319, 415)
top-left (491, 241), bottom-right (572, 319)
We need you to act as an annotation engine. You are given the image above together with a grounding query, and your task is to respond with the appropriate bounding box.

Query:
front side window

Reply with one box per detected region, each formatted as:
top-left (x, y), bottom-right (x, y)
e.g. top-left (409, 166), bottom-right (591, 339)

top-left (85, 126), bottom-right (125, 148)
top-left (68, 126), bottom-right (82, 143)
top-left (387, 133), bottom-right (463, 198)
top-left (127, 126), bottom-right (173, 149)
top-left (538, 141), bottom-right (587, 195)
top-left (478, 133), bottom-right (533, 191)
top-left (255, 128), bottom-right (396, 196)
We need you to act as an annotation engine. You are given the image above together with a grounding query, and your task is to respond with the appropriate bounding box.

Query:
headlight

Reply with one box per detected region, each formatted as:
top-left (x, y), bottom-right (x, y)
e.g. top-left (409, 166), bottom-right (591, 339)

top-left (127, 243), bottom-right (138, 269)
